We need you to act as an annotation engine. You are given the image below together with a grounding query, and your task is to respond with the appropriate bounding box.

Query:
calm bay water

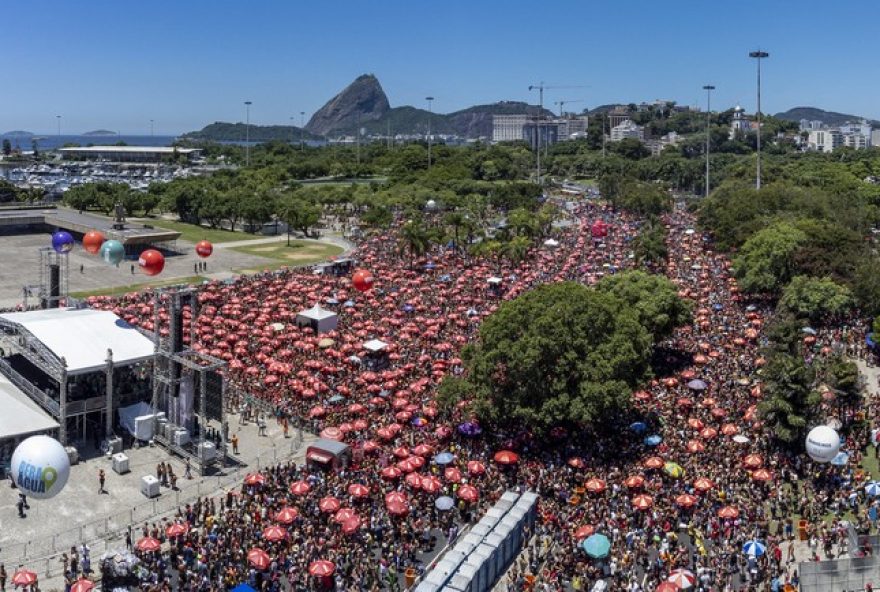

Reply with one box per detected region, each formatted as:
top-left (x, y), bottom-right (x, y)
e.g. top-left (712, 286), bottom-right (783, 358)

top-left (1, 134), bottom-right (177, 151)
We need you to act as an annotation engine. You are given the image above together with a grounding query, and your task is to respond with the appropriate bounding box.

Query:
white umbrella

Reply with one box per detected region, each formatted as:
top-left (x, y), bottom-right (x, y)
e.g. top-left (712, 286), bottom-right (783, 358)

top-left (668, 568), bottom-right (696, 589)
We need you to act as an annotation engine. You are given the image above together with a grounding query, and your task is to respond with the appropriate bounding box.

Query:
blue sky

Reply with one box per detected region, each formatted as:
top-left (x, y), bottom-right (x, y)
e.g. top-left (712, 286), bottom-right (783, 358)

top-left (5, 0), bottom-right (878, 134)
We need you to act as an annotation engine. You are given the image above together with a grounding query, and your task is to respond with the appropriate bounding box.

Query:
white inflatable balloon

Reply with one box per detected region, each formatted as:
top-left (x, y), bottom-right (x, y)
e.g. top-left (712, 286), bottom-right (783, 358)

top-left (806, 425), bottom-right (841, 463)
top-left (11, 435), bottom-right (70, 499)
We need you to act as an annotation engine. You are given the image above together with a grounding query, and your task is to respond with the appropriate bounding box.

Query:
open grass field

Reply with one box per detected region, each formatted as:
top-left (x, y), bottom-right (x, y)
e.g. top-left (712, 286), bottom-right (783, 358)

top-left (144, 219), bottom-right (263, 244)
top-left (70, 275), bottom-right (208, 298)
top-left (231, 240), bottom-right (344, 272)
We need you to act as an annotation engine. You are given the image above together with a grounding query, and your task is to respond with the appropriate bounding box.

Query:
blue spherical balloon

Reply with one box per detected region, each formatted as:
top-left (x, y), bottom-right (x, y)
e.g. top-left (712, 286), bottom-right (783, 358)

top-left (99, 239), bottom-right (125, 266)
top-left (51, 231), bottom-right (74, 254)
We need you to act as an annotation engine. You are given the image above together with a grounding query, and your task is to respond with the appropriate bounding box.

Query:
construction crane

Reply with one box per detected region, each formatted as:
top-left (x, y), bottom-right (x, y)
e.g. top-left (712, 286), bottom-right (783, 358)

top-left (554, 99), bottom-right (585, 117)
top-left (527, 83), bottom-right (586, 183)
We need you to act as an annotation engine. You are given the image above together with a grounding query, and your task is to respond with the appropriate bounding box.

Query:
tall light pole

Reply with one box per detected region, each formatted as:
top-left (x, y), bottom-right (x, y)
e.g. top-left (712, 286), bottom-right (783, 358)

top-left (289, 117), bottom-right (294, 144)
top-left (702, 85), bottom-right (715, 198)
top-left (56, 115), bottom-right (61, 138)
top-left (300, 111), bottom-right (305, 151)
top-left (528, 84), bottom-right (545, 183)
top-left (150, 119), bottom-right (154, 137)
top-left (425, 96), bottom-right (434, 169)
top-left (244, 100), bottom-right (252, 166)
top-left (749, 50), bottom-right (769, 190)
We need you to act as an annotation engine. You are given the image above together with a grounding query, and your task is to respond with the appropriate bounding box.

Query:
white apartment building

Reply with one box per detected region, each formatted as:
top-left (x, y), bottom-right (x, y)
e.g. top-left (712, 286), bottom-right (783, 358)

top-left (843, 133), bottom-right (870, 149)
top-left (492, 115), bottom-right (529, 142)
top-left (610, 120), bottom-right (645, 142)
top-left (808, 129), bottom-right (842, 153)
top-left (872, 129), bottom-right (880, 147)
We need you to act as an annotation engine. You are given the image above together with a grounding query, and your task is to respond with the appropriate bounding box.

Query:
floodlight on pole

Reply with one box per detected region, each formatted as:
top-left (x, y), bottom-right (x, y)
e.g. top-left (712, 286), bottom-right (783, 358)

top-left (749, 50), bottom-right (769, 190)
top-left (300, 111), bottom-right (305, 151)
top-left (702, 85), bottom-right (715, 198)
top-left (244, 101), bottom-right (252, 166)
top-left (425, 97), bottom-right (434, 169)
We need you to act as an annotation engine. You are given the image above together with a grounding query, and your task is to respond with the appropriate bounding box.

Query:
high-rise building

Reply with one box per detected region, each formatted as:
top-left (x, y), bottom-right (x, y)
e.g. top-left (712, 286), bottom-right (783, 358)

top-left (491, 115), bottom-right (530, 142)
top-left (808, 129), bottom-right (842, 153)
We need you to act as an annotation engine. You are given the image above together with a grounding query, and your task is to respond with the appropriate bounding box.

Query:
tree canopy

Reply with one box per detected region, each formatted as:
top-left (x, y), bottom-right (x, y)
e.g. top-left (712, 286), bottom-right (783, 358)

top-left (594, 270), bottom-right (693, 342)
top-left (440, 281), bottom-right (688, 430)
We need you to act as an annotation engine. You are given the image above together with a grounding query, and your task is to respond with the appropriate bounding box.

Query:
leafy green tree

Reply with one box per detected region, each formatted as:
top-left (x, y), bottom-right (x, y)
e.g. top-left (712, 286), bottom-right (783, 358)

top-left (614, 181), bottom-right (671, 217)
top-left (733, 221), bottom-right (808, 295)
top-left (595, 270), bottom-right (692, 341)
top-left (824, 354), bottom-right (860, 407)
top-left (778, 276), bottom-right (854, 322)
top-left (501, 236), bottom-right (531, 265)
top-left (757, 352), bottom-right (820, 446)
top-left (398, 218), bottom-right (431, 267)
top-left (439, 282), bottom-right (653, 429)
top-left (631, 219), bottom-right (668, 269)
top-left (853, 258), bottom-right (880, 317)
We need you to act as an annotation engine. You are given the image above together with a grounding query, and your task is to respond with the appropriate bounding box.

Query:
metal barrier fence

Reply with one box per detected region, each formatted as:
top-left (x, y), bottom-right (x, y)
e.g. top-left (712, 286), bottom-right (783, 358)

top-left (0, 433), bottom-right (304, 579)
top-left (799, 554), bottom-right (880, 592)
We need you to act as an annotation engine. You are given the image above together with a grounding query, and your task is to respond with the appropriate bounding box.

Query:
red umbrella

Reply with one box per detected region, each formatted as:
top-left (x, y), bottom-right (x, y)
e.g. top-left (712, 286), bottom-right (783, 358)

top-left (675, 493), bottom-right (698, 508)
top-left (334, 508), bottom-right (357, 523)
top-left (574, 525), bottom-right (595, 540)
top-left (262, 525), bottom-right (288, 542)
top-left (347, 483), bottom-right (370, 498)
top-left (385, 491), bottom-right (407, 505)
top-left (457, 484), bottom-right (479, 502)
top-left (405, 472), bottom-right (422, 489)
top-left (12, 570), bottom-right (38, 588)
top-left (341, 516), bottom-right (361, 535)
top-left (70, 578), bottom-right (94, 592)
top-left (584, 478), bottom-right (606, 494)
top-left (136, 536), bottom-right (161, 552)
top-left (493, 450), bottom-right (519, 465)
top-left (421, 475), bottom-right (442, 493)
top-left (717, 505), bottom-right (739, 519)
top-left (444, 467), bottom-right (463, 483)
top-left (244, 472), bottom-right (266, 486)
top-left (466, 460), bottom-right (486, 475)
top-left (165, 522), bottom-right (188, 538)
top-left (386, 500), bottom-right (409, 515)
top-left (643, 456), bottom-right (664, 470)
top-left (693, 477), bottom-right (715, 492)
top-left (625, 475), bottom-right (645, 489)
top-left (320, 427), bottom-right (343, 441)
top-left (247, 547), bottom-right (271, 570)
top-left (632, 494), bottom-right (653, 510)
top-left (319, 496), bottom-right (341, 513)
top-left (275, 506), bottom-right (299, 524)
top-left (743, 454), bottom-right (763, 469)
top-left (308, 560), bottom-right (336, 577)
top-left (381, 466), bottom-right (402, 480)
top-left (686, 440), bottom-right (705, 453)
top-left (751, 468), bottom-right (773, 482)
top-left (567, 456), bottom-right (585, 468)
top-left (289, 480), bottom-right (311, 496)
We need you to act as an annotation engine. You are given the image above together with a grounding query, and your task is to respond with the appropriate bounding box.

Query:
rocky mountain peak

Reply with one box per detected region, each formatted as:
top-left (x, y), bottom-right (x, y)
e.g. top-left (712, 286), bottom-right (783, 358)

top-left (304, 74), bottom-right (390, 136)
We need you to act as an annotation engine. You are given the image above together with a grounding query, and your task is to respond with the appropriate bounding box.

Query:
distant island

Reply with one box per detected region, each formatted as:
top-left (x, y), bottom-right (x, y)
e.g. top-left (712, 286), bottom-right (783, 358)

top-left (82, 130), bottom-right (118, 136)
top-left (181, 122), bottom-right (323, 143)
top-left (1, 130), bottom-right (34, 137)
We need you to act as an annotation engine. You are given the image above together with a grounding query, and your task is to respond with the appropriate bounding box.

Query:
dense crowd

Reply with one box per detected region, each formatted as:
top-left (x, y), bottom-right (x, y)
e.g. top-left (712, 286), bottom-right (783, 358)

top-left (74, 199), bottom-right (878, 592)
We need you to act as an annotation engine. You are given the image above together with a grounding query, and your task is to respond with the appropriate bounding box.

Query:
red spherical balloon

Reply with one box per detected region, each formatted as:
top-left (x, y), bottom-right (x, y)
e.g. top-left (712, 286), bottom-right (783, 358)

top-left (138, 249), bottom-right (165, 276)
top-left (195, 240), bottom-right (213, 258)
top-left (352, 269), bottom-right (374, 293)
top-left (83, 231), bottom-right (106, 255)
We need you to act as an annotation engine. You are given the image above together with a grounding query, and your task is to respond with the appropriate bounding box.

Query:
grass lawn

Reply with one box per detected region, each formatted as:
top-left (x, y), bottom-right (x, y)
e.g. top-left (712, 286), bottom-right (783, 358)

top-left (143, 219), bottom-right (264, 244)
top-left (70, 275), bottom-right (208, 298)
top-left (231, 240), bottom-right (344, 272)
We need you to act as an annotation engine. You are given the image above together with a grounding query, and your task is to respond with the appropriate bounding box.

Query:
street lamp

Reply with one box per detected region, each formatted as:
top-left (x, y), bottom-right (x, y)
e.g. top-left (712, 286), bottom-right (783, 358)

top-left (244, 100), bottom-right (252, 166)
top-left (425, 97), bottom-right (434, 169)
top-left (56, 115), bottom-right (61, 138)
top-left (300, 111), bottom-right (305, 151)
top-left (749, 50), bottom-right (769, 190)
top-left (150, 119), bottom-right (154, 137)
top-left (702, 85), bottom-right (715, 198)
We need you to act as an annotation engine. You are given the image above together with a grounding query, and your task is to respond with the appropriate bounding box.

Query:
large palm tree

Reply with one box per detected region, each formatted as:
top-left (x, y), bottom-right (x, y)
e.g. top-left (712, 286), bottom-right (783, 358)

top-left (502, 236), bottom-right (531, 266)
top-left (398, 219), bottom-right (430, 268)
top-left (757, 352), bottom-right (820, 446)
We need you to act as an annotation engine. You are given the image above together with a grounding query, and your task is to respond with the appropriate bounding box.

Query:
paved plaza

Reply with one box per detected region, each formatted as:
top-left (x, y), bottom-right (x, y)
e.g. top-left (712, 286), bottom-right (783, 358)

top-left (0, 410), bottom-right (318, 589)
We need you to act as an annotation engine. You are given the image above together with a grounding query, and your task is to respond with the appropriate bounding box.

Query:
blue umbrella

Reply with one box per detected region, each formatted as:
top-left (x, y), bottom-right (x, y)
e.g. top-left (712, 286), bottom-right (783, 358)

top-left (644, 435), bottom-right (662, 446)
top-left (687, 379), bottom-right (708, 391)
top-left (831, 451), bottom-right (850, 466)
top-left (435, 496), bottom-right (454, 511)
top-left (402, 304), bottom-right (415, 313)
top-left (458, 422), bottom-right (482, 437)
top-left (712, 303), bottom-right (723, 311)
top-left (433, 452), bottom-right (454, 465)
top-left (629, 421), bottom-right (647, 434)
top-left (865, 482), bottom-right (880, 497)
top-left (327, 394), bottom-right (345, 404)
top-left (742, 540), bottom-right (766, 557)
top-left (582, 534), bottom-right (611, 559)
top-left (325, 297), bottom-right (339, 305)
top-left (343, 300), bottom-right (356, 308)
top-left (232, 585), bottom-right (257, 592)
top-left (801, 327), bottom-right (817, 335)
top-left (425, 262), bottom-right (436, 270)
top-left (439, 274), bottom-right (451, 282)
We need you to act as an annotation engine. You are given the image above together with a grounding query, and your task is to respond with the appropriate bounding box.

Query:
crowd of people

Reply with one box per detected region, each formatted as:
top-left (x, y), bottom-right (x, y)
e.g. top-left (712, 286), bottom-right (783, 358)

top-left (77, 198), bottom-right (878, 592)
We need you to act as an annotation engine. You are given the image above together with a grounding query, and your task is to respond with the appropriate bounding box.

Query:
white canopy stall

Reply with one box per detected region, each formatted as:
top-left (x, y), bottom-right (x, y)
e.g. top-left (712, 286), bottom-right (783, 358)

top-left (296, 304), bottom-right (338, 334)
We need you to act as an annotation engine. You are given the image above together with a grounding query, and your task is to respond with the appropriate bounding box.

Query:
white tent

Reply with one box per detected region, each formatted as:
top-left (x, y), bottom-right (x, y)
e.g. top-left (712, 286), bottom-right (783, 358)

top-left (296, 304), bottom-right (338, 334)
top-left (543, 238), bottom-right (560, 248)
top-left (363, 339), bottom-right (388, 353)
top-left (487, 276), bottom-right (503, 285)
top-left (0, 372), bottom-right (58, 441)
top-left (0, 308), bottom-right (155, 375)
